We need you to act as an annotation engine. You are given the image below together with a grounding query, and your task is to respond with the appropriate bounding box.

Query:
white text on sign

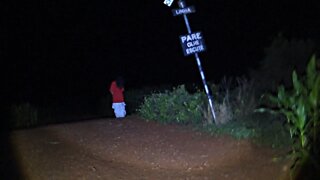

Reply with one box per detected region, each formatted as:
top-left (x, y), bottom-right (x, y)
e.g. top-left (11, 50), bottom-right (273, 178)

top-left (179, 32), bottom-right (206, 56)
top-left (180, 32), bottom-right (202, 43)
top-left (172, 6), bottom-right (196, 16)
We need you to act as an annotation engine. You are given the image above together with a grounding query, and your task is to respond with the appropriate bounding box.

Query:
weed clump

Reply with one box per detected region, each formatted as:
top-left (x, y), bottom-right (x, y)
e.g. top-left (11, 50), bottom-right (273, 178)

top-left (138, 85), bottom-right (203, 125)
top-left (10, 103), bottom-right (39, 128)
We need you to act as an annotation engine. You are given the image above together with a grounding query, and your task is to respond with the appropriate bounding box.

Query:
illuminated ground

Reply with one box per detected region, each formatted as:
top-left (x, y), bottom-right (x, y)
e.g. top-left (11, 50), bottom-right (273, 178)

top-left (11, 116), bottom-right (290, 179)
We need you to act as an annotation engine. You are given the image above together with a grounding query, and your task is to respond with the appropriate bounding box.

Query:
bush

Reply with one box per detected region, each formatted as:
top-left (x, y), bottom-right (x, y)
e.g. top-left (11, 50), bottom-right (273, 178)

top-left (257, 55), bottom-right (320, 178)
top-left (251, 36), bottom-right (315, 93)
top-left (138, 85), bottom-right (204, 125)
top-left (137, 82), bottom-right (289, 145)
top-left (10, 103), bottom-right (39, 128)
top-left (250, 113), bottom-right (291, 148)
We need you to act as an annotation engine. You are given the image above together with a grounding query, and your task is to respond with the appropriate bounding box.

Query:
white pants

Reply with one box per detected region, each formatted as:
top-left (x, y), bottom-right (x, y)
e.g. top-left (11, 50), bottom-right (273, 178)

top-left (112, 102), bottom-right (126, 118)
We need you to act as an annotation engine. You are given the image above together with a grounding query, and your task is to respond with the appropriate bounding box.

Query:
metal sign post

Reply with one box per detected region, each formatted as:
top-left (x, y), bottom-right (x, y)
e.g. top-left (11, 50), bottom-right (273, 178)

top-left (167, 0), bottom-right (217, 124)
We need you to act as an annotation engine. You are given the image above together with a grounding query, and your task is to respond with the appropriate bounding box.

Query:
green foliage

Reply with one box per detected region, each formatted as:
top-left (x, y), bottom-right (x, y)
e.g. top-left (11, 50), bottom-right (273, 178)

top-left (10, 103), bottom-right (39, 128)
top-left (200, 120), bottom-right (257, 139)
top-left (251, 36), bottom-right (315, 92)
top-left (138, 83), bottom-right (261, 139)
top-left (251, 113), bottom-right (291, 148)
top-left (138, 85), bottom-right (204, 125)
top-left (200, 112), bottom-right (291, 144)
top-left (257, 55), bottom-right (320, 178)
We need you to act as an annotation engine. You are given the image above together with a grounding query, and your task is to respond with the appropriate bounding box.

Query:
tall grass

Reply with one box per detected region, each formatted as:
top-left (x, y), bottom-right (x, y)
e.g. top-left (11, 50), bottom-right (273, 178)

top-left (203, 77), bottom-right (257, 125)
top-left (10, 103), bottom-right (39, 128)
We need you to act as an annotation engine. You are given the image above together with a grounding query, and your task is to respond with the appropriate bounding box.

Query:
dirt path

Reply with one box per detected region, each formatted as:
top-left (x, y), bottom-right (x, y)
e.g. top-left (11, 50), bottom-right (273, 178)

top-left (11, 116), bottom-right (290, 180)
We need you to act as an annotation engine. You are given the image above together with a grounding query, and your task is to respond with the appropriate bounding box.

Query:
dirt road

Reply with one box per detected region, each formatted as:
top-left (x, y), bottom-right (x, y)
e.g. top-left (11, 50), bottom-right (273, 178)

top-left (11, 116), bottom-right (290, 179)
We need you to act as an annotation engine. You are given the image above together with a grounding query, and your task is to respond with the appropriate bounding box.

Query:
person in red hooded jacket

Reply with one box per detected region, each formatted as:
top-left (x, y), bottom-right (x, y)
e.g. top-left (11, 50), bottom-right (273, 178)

top-left (109, 77), bottom-right (126, 118)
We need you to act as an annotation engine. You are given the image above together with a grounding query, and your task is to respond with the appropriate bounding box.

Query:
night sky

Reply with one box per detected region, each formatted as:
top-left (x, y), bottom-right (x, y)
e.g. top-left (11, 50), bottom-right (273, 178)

top-left (1, 0), bottom-right (320, 104)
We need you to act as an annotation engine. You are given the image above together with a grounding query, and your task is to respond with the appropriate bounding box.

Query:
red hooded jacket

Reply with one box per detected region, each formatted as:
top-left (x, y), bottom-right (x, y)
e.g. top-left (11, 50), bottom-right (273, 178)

top-left (109, 81), bottom-right (124, 103)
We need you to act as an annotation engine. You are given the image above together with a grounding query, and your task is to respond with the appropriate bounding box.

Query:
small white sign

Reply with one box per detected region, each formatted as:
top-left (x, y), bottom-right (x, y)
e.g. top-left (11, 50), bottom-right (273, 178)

top-left (172, 6), bottom-right (195, 16)
top-left (163, 0), bottom-right (174, 7)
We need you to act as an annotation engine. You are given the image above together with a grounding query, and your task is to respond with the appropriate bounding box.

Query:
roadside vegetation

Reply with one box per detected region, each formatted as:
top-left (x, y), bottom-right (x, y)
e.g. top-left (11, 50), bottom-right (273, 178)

top-left (257, 55), bottom-right (320, 179)
top-left (9, 36), bottom-right (319, 179)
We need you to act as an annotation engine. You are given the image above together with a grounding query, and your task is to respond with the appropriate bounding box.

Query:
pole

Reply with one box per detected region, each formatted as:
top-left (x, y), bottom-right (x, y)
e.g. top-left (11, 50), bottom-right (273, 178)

top-left (178, 0), bottom-right (217, 123)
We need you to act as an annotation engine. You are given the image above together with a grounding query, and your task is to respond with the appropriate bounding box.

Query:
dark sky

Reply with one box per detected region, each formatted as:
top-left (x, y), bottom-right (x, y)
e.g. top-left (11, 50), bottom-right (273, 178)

top-left (1, 0), bottom-right (320, 103)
